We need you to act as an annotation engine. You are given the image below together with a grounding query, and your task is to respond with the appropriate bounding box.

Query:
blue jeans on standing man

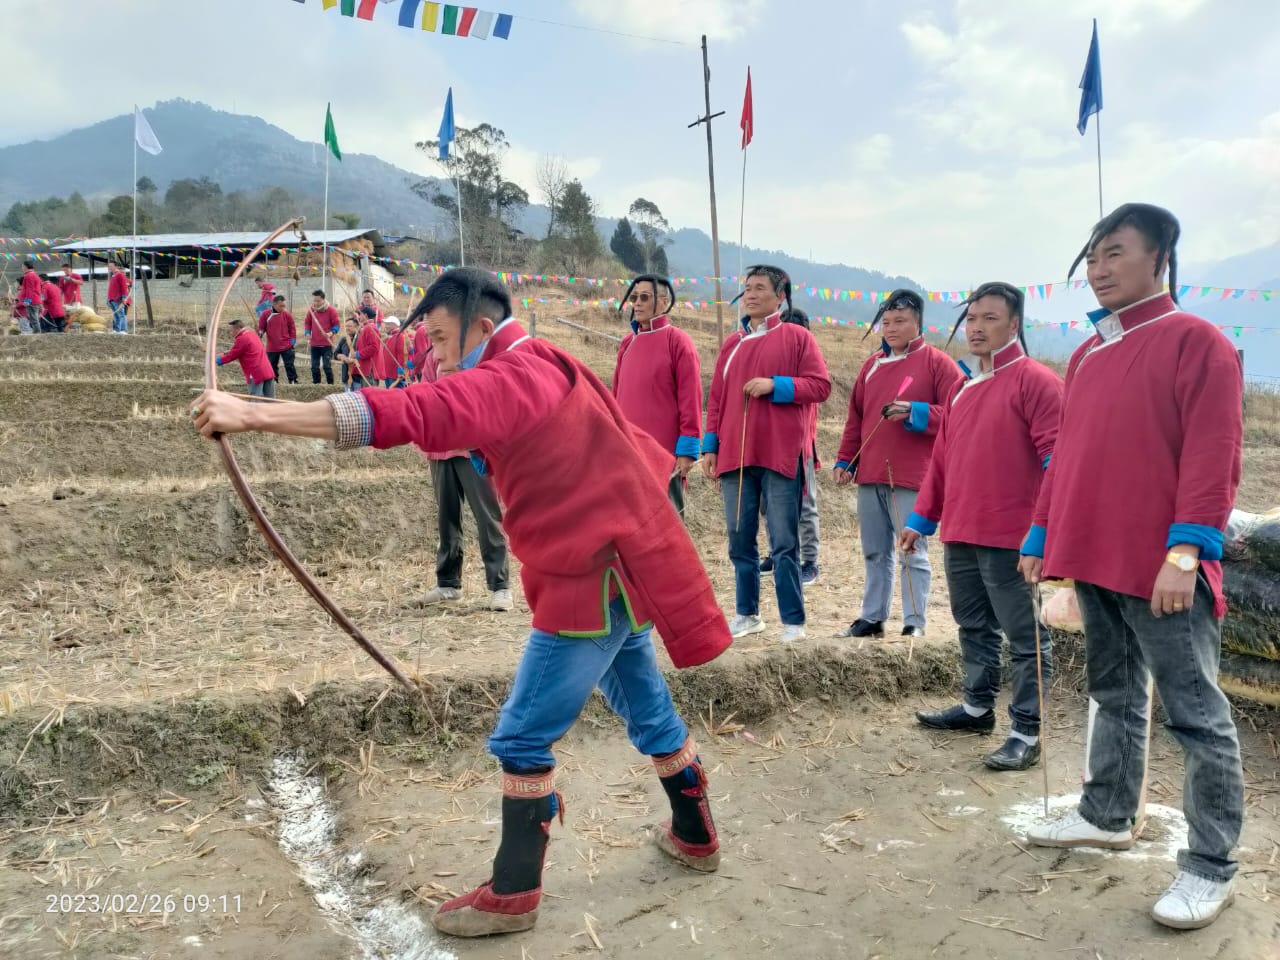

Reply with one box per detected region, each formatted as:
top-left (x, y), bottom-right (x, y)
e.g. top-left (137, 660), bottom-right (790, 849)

top-left (488, 598), bottom-right (688, 772)
top-left (720, 464), bottom-right (805, 625)
top-left (1074, 575), bottom-right (1244, 883)
top-left (109, 299), bottom-right (128, 333)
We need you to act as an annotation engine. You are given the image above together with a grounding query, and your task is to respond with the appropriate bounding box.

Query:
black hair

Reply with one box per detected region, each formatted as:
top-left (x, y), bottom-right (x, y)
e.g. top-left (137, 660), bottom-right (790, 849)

top-left (360, 305), bottom-right (377, 320)
top-left (732, 264), bottom-right (792, 317)
top-left (618, 274), bottom-right (676, 323)
top-left (312, 289), bottom-right (326, 298)
top-left (1069, 202), bottom-right (1180, 303)
top-left (23, 260), bottom-right (34, 270)
top-left (862, 288), bottom-right (924, 340)
top-left (272, 294), bottom-right (286, 304)
top-left (780, 306), bottom-right (810, 329)
top-left (410, 267), bottom-right (513, 350)
top-left (946, 281), bottom-right (1028, 353)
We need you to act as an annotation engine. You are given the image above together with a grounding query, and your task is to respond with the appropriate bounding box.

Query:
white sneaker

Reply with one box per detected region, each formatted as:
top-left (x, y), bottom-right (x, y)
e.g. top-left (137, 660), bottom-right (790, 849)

top-left (1152, 871), bottom-right (1234, 930)
top-left (487, 589), bottom-right (514, 612)
top-left (415, 586), bottom-right (462, 606)
top-left (1026, 812), bottom-right (1134, 850)
top-left (728, 615), bottom-right (766, 639)
top-left (779, 624), bottom-right (806, 643)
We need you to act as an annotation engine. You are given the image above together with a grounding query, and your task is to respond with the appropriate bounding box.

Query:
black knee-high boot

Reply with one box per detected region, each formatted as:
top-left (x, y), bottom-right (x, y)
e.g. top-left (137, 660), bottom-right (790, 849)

top-left (653, 736), bottom-right (720, 871)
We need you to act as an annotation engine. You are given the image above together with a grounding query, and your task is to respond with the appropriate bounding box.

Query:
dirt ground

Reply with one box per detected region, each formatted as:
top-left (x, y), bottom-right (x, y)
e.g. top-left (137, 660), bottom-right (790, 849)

top-left (0, 695), bottom-right (1276, 960)
top-left (2, 302), bottom-right (1278, 960)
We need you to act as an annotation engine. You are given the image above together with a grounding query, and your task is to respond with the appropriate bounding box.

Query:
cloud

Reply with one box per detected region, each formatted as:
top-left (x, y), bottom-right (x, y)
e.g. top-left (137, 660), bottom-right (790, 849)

top-left (568, 0), bottom-right (767, 44)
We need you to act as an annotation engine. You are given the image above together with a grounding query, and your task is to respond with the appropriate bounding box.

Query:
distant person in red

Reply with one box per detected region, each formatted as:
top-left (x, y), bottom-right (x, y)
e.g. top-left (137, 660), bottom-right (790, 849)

top-left (191, 268), bottom-right (731, 939)
top-left (18, 260), bottom-right (43, 334)
top-left (107, 261), bottom-right (131, 334)
top-left (302, 289), bottom-right (341, 385)
top-left (1021, 204), bottom-right (1244, 931)
top-left (611, 274), bottom-right (702, 517)
top-left (59, 263), bottom-right (83, 310)
top-left (216, 316), bottom-right (276, 398)
top-left (333, 316), bottom-right (359, 389)
top-left (376, 316), bottom-right (406, 387)
top-left (834, 290), bottom-right (963, 640)
top-left (259, 294), bottom-right (298, 385)
top-left (348, 305), bottom-right (381, 389)
top-left (408, 315), bottom-right (429, 383)
top-left (40, 276), bottom-right (67, 333)
top-left (703, 265), bottom-right (832, 644)
top-left (253, 277), bottom-right (277, 321)
top-left (361, 289), bottom-right (385, 323)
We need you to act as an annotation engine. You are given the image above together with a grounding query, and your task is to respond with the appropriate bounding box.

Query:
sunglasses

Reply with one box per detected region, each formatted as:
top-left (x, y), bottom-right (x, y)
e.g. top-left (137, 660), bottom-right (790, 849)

top-left (627, 292), bottom-right (654, 304)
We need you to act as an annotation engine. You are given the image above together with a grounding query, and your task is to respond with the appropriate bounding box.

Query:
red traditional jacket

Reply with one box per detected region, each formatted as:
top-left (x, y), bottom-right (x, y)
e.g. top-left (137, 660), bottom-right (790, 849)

top-left (835, 336), bottom-right (964, 490)
top-left (703, 312), bottom-right (831, 478)
top-left (1028, 293), bottom-right (1242, 617)
top-left (909, 340), bottom-right (1062, 549)
top-left (351, 321), bottom-right (731, 668)
top-left (219, 327), bottom-right (275, 385)
top-left (612, 316), bottom-right (703, 459)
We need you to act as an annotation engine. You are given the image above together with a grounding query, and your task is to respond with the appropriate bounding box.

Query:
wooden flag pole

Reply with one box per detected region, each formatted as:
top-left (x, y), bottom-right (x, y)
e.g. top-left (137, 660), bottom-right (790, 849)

top-left (689, 35), bottom-right (727, 346)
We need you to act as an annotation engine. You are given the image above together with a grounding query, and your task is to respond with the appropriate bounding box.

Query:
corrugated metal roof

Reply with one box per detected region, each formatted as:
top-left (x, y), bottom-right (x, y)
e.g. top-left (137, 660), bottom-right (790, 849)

top-left (56, 229), bottom-right (383, 252)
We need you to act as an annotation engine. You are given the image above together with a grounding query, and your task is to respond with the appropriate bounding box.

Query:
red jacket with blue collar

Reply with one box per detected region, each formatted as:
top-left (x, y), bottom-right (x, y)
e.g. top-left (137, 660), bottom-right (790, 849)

top-left (907, 340), bottom-right (1062, 549)
top-left (1023, 293), bottom-right (1242, 616)
top-left (703, 311), bottom-right (832, 478)
top-left (349, 320), bottom-right (731, 668)
top-left (612, 314), bottom-right (703, 459)
top-left (835, 335), bottom-right (964, 491)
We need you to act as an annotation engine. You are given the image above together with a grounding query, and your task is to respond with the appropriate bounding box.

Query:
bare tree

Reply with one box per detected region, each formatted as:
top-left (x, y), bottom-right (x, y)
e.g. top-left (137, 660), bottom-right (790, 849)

top-left (535, 155), bottom-right (569, 240)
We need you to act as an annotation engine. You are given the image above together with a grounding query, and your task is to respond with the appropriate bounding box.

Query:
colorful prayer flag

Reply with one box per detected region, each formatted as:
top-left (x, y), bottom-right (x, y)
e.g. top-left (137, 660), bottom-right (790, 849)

top-left (740, 67), bottom-right (753, 149)
top-left (442, 4), bottom-right (458, 33)
top-left (324, 103), bottom-right (342, 161)
top-left (340, 0), bottom-right (356, 15)
top-left (438, 88), bottom-right (455, 160)
top-left (492, 12), bottom-right (513, 38)
top-left (356, 0), bottom-right (378, 18)
top-left (398, 0), bottom-right (422, 26)
top-left (457, 7), bottom-right (477, 35)
top-left (422, 1), bottom-right (439, 29)
top-left (470, 9), bottom-right (493, 37)
top-left (1077, 19), bottom-right (1103, 135)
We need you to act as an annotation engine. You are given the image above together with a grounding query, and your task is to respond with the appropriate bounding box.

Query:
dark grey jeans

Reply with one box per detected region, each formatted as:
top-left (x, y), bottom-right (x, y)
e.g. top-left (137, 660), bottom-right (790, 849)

top-left (944, 543), bottom-right (1051, 735)
top-left (430, 456), bottom-right (510, 592)
top-left (1075, 577), bottom-right (1244, 883)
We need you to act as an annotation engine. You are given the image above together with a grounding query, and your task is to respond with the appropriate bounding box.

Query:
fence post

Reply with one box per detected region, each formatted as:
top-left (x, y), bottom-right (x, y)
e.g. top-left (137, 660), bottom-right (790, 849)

top-left (530, 309), bottom-right (537, 338)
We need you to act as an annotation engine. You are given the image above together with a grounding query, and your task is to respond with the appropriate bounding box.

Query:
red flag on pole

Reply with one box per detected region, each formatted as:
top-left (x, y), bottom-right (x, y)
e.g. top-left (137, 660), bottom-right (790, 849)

top-left (740, 67), bottom-right (753, 149)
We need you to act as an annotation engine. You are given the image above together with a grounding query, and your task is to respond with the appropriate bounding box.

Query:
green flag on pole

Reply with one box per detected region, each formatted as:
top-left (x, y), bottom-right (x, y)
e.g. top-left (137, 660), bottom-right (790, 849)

top-left (324, 103), bottom-right (342, 161)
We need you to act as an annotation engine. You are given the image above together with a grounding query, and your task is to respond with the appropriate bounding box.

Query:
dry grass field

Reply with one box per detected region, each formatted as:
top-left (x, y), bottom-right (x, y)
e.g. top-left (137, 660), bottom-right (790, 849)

top-left (0, 286), bottom-right (1276, 960)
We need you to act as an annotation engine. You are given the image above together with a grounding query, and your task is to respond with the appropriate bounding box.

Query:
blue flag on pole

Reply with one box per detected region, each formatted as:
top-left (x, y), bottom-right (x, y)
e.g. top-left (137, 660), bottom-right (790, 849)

top-left (438, 87), bottom-right (455, 160)
top-left (1077, 19), bottom-right (1103, 135)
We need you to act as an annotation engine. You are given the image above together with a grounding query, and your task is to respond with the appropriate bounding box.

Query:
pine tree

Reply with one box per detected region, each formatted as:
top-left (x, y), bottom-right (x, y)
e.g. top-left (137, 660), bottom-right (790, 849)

top-left (610, 218), bottom-right (646, 273)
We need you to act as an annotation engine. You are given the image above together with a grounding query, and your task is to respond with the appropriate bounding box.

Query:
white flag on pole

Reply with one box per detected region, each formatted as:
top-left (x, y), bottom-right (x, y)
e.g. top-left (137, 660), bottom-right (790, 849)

top-left (134, 106), bottom-right (162, 156)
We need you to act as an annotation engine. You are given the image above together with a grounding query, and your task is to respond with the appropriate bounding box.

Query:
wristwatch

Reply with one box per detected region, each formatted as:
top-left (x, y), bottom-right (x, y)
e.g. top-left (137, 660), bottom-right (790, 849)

top-left (1166, 550), bottom-right (1199, 572)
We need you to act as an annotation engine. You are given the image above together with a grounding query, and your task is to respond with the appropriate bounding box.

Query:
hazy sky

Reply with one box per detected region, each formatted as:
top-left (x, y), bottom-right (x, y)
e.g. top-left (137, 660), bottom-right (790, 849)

top-left (3, 0), bottom-right (1277, 288)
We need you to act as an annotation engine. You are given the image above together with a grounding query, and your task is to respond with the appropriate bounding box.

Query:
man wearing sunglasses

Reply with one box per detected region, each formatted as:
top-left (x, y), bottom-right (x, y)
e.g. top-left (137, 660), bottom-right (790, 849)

top-left (835, 289), bottom-right (963, 639)
top-left (612, 274), bottom-right (703, 516)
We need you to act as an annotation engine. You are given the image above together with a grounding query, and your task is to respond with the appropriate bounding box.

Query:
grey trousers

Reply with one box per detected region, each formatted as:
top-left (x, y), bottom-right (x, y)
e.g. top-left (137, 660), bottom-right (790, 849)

top-left (761, 456), bottom-right (819, 565)
top-left (944, 543), bottom-right (1051, 735)
top-left (247, 379), bottom-right (277, 399)
top-left (856, 483), bottom-right (929, 629)
top-left (1075, 577), bottom-right (1243, 882)
top-left (430, 456), bottom-right (509, 592)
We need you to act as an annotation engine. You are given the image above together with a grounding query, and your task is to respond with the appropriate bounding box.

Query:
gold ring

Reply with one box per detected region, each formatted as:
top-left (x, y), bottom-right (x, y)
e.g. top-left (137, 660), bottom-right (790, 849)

top-left (1172, 602), bottom-right (1184, 609)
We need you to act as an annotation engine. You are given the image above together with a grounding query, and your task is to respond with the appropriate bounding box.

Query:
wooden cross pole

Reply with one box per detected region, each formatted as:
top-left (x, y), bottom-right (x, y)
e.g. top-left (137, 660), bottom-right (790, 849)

top-left (688, 34), bottom-right (727, 346)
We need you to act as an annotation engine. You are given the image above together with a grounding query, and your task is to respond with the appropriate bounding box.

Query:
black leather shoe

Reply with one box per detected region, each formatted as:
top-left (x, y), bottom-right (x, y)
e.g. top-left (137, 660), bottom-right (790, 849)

top-left (759, 557), bottom-right (774, 573)
top-left (902, 626), bottom-right (925, 638)
top-left (915, 704), bottom-right (995, 733)
top-left (983, 736), bottom-right (1041, 771)
top-left (839, 619), bottom-right (884, 638)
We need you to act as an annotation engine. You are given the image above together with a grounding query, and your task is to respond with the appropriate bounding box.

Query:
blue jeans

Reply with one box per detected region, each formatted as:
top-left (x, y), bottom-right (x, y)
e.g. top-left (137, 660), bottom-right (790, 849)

top-left (857, 483), bottom-right (930, 629)
top-left (720, 465), bottom-right (804, 625)
top-left (109, 299), bottom-right (128, 333)
top-left (1075, 577), bottom-right (1243, 882)
top-left (488, 598), bottom-right (688, 772)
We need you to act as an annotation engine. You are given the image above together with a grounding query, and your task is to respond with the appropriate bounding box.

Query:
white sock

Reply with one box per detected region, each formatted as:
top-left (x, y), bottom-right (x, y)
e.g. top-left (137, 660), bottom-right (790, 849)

top-left (1010, 730), bottom-right (1039, 746)
top-left (962, 703), bottom-right (990, 718)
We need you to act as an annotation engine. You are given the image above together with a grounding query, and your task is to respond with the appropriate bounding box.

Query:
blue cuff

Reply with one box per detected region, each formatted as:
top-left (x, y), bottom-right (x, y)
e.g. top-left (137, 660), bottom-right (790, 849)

top-left (1167, 523), bottom-right (1224, 562)
top-left (702, 432), bottom-right (719, 455)
top-left (1021, 524), bottom-right (1047, 558)
top-left (1042, 454), bottom-right (1051, 470)
top-left (469, 452), bottom-right (489, 477)
top-left (215, 357), bottom-right (223, 366)
top-left (675, 435), bottom-right (700, 459)
top-left (906, 512), bottom-right (938, 537)
top-left (904, 401), bottom-right (930, 433)
top-left (771, 376), bottom-right (795, 403)
top-left (834, 460), bottom-right (851, 472)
